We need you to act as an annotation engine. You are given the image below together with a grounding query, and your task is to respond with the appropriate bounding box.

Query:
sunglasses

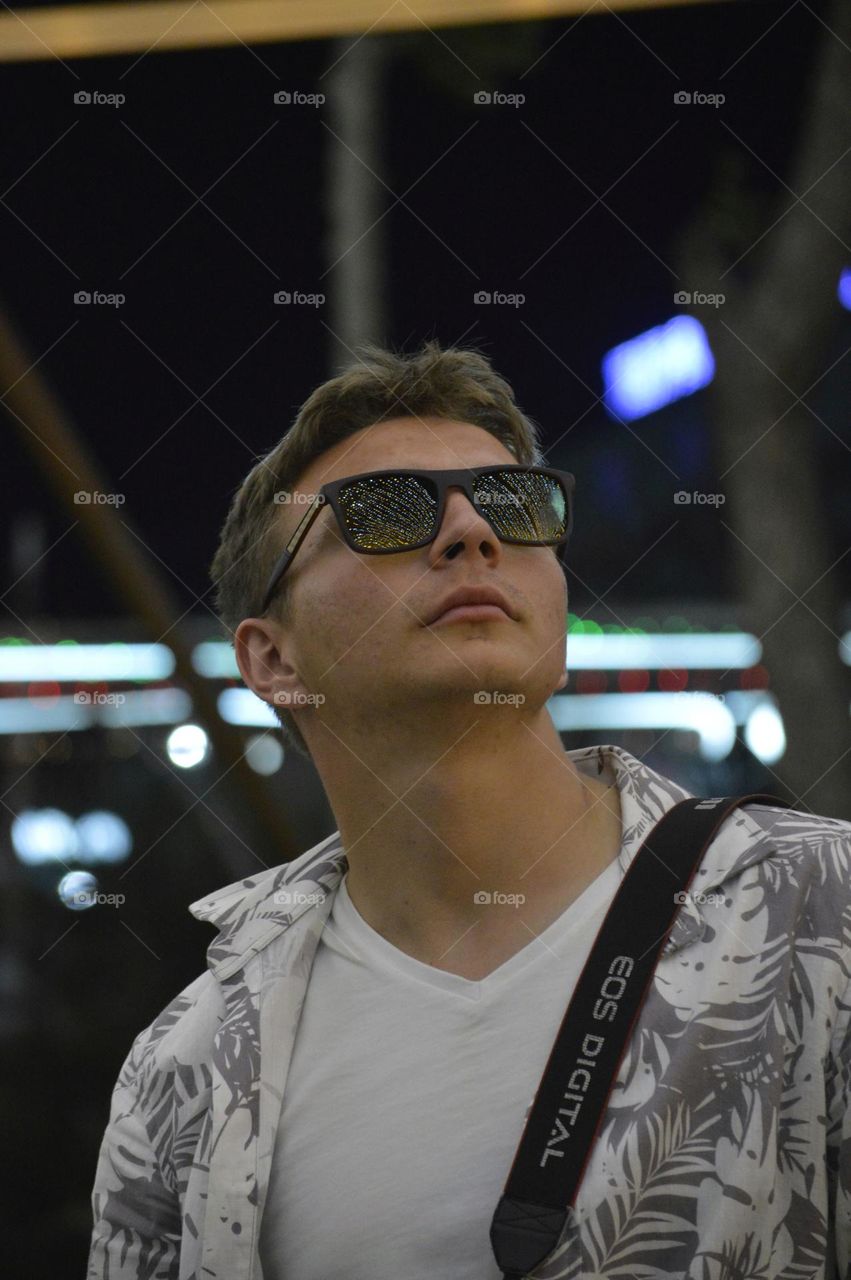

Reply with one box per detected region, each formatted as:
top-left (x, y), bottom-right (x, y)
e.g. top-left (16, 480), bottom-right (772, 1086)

top-left (260, 464), bottom-right (576, 614)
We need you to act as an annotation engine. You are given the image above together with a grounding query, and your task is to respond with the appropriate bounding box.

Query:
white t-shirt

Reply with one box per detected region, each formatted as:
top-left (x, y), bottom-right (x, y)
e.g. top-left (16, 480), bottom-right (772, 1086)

top-left (259, 851), bottom-right (622, 1279)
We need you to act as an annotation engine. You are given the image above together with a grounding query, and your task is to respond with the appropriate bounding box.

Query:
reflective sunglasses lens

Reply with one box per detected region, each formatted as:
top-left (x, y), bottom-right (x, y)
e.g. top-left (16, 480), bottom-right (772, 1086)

top-left (337, 474), bottom-right (438, 549)
top-left (474, 470), bottom-right (567, 541)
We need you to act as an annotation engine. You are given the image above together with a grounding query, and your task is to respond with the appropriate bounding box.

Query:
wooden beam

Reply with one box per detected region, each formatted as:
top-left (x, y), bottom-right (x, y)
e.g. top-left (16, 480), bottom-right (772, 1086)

top-left (0, 0), bottom-right (719, 63)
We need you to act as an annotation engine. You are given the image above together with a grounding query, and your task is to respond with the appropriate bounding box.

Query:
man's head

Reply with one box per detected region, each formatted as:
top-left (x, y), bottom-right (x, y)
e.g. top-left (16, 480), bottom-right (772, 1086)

top-left (210, 340), bottom-right (570, 761)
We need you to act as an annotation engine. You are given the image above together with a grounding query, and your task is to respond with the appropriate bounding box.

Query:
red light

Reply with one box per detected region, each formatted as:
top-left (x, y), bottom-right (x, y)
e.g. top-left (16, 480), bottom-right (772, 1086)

top-left (740, 665), bottom-right (770, 690)
top-left (658, 669), bottom-right (688, 692)
top-left (28, 681), bottom-right (61, 704)
top-left (576, 671), bottom-right (608, 694)
top-left (618, 669), bottom-right (650, 693)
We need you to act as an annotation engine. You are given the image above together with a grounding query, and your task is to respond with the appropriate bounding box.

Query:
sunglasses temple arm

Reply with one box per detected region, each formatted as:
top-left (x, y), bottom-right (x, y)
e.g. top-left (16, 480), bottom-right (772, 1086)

top-left (260, 494), bottom-right (326, 613)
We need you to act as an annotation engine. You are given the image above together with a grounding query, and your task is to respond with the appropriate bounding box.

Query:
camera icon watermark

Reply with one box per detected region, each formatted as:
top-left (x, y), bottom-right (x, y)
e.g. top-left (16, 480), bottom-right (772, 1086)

top-left (674, 290), bottom-right (725, 307)
top-left (74, 490), bottom-right (126, 506)
top-left (673, 90), bottom-right (725, 108)
top-left (473, 290), bottom-right (525, 307)
top-left (674, 491), bottom-right (726, 506)
top-left (73, 890), bottom-right (126, 907)
top-left (273, 888), bottom-right (326, 907)
top-left (73, 691), bottom-right (126, 706)
top-left (73, 490), bottom-right (126, 506)
top-left (473, 889), bottom-right (525, 907)
top-left (473, 489), bottom-right (523, 507)
top-left (674, 889), bottom-right (725, 906)
top-left (273, 290), bottom-right (325, 307)
top-left (74, 90), bottom-right (125, 107)
top-left (272, 490), bottom-right (316, 505)
top-left (273, 690), bottom-right (326, 707)
top-left (74, 290), bottom-right (125, 307)
top-left (473, 90), bottom-right (525, 107)
top-left (273, 90), bottom-right (325, 106)
top-left (473, 691), bottom-right (526, 706)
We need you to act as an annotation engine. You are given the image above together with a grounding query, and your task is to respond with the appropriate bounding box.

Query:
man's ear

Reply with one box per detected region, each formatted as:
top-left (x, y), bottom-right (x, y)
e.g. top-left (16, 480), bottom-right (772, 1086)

top-left (234, 616), bottom-right (307, 710)
top-left (555, 667), bottom-right (569, 693)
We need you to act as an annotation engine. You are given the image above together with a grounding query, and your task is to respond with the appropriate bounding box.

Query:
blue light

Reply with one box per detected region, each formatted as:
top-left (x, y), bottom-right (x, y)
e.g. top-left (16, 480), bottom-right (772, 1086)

top-left (602, 315), bottom-right (715, 421)
top-left (11, 808), bottom-right (78, 865)
top-left (75, 811), bottom-right (133, 865)
top-left (839, 268), bottom-right (851, 311)
top-left (58, 870), bottom-right (99, 911)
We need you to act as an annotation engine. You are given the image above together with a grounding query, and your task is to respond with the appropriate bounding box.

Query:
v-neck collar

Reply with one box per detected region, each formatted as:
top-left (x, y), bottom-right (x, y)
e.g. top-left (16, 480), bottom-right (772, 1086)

top-left (327, 844), bottom-right (623, 1002)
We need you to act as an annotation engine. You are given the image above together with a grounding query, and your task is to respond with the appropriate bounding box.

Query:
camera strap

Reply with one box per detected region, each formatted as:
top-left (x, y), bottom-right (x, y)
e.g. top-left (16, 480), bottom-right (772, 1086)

top-left (490, 791), bottom-right (791, 1279)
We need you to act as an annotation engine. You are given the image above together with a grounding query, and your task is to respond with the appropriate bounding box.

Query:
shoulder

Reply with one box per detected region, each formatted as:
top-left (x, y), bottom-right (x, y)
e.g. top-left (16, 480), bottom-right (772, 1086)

top-left (739, 799), bottom-right (851, 856)
top-left (732, 800), bottom-right (851, 961)
top-left (117, 968), bottom-right (225, 1102)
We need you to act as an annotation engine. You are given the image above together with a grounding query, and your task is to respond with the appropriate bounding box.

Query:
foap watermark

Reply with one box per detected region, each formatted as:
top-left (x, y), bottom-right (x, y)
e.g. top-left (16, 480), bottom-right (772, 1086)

top-left (473, 691), bottom-right (526, 706)
top-left (674, 890), bottom-right (726, 907)
top-left (674, 290), bottom-right (725, 308)
top-left (273, 690), bottom-right (326, 707)
top-left (273, 90), bottom-right (325, 106)
top-left (473, 488), bottom-right (524, 508)
top-left (473, 890), bottom-right (526, 907)
top-left (674, 491), bottom-right (725, 507)
top-left (273, 490), bottom-right (317, 505)
top-left (473, 290), bottom-right (525, 308)
top-left (273, 888), bottom-right (327, 907)
top-left (673, 90), bottom-right (725, 108)
top-left (74, 90), bottom-right (125, 107)
top-left (73, 691), bottom-right (126, 706)
top-left (273, 290), bottom-right (325, 307)
top-left (473, 90), bottom-right (525, 108)
top-left (74, 490), bottom-right (126, 506)
top-left (74, 890), bottom-right (126, 907)
top-left (74, 290), bottom-right (125, 307)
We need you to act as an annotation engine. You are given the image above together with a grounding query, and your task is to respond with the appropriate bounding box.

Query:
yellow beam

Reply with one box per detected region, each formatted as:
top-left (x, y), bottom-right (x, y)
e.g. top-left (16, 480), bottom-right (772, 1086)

top-left (1, 0), bottom-right (717, 63)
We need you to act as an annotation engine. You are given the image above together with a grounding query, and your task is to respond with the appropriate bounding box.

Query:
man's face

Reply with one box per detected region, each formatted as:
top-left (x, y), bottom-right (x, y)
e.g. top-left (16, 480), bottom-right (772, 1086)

top-left (247, 416), bottom-right (570, 744)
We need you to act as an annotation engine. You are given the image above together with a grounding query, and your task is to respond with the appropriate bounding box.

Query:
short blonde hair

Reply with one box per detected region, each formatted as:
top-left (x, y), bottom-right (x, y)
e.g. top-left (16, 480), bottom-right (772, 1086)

top-left (209, 339), bottom-right (546, 758)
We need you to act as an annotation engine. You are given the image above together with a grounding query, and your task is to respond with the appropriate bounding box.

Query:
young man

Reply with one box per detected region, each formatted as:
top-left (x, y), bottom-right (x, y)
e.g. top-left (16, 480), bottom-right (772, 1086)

top-left (88, 341), bottom-right (851, 1280)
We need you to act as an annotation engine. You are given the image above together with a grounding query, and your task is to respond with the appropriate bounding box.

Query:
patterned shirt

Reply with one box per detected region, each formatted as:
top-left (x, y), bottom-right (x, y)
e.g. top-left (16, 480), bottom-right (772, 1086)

top-left (87, 743), bottom-right (851, 1279)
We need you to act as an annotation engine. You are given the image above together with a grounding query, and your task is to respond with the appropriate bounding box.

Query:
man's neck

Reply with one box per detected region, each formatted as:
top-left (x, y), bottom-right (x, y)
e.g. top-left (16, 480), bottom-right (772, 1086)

top-left (319, 714), bottom-right (623, 981)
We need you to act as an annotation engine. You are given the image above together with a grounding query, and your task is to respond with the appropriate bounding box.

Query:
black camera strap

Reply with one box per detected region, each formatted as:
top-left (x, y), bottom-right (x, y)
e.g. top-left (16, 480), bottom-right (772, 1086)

top-left (490, 792), bottom-right (791, 1279)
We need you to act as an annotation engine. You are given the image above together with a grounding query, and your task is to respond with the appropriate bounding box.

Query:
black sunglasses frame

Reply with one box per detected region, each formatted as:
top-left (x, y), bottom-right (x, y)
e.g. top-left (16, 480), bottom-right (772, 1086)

top-left (259, 464), bottom-right (576, 615)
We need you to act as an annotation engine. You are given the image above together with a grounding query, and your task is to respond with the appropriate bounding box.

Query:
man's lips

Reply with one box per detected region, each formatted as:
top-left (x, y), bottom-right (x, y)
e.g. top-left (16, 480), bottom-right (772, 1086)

top-left (425, 586), bottom-right (516, 625)
top-left (429, 603), bottom-right (511, 625)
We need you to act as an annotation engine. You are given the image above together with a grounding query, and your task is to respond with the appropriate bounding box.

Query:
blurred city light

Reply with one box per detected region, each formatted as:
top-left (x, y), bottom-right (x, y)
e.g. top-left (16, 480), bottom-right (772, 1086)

top-left (602, 315), bottom-right (715, 421)
top-left (218, 687), bottom-right (279, 727)
top-left (12, 808), bottom-right (78, 865)
top-left (245, 733), bottom-right (285, 774)
top-left (567, 631), bottom-right (760, 668)
top-left (57, 870), bottom-right (100, 911)
top-left (0, 641), bottom-right (174, 681)
top-left (744, 701), bottom-right (787, 764)
top-left (165, 723), bottom-right (210, 768)
top-left (74, 811), bottom-right (133, 865)
top-left (11, 808), bottom-right (133, 866)
top-left (838, 267), bottom-right (851, 311)
top-left (192, 641), bottom-right (239, 677)
top-left (548, 690), bottom-right (737, 761)
top-left (0, 689), bottom-right (190, 733)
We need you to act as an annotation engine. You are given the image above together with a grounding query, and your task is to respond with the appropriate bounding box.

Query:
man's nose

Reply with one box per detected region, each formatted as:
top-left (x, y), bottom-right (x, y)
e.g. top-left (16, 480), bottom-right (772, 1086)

top-left (428, 485), bottom-right (502, 561)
